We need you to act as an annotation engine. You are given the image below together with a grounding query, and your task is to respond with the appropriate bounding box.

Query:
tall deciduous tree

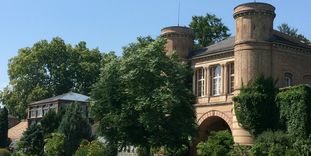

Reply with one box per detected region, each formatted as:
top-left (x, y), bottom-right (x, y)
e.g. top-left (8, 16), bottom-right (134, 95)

top-left (58, 103), bottom-right (91, 156)
top-left (189, 13), bottom-right (230, 48)
top-left (0, 37), bottom-right (102, 118)
top-left (0, 107), bottom-right (8, 148)
top-left (91, 37), bottom-right (196, 154)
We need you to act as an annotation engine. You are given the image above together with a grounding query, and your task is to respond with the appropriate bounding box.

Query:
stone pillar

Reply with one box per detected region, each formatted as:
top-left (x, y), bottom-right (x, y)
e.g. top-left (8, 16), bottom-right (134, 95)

top-left (221, 64), bottom-right (225, 95)
top-left (223, 63), bottom-right (228, 95)
top-left (206, 66), bottom-right (211, 96)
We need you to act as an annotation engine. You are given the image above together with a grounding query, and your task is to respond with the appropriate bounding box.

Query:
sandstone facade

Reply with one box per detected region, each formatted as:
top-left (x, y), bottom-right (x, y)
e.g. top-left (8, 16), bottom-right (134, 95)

top-left (161, 2), bottom-right (311, 145)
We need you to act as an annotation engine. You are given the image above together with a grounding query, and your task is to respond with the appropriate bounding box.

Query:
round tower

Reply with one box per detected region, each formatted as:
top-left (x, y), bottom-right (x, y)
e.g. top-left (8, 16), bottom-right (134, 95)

top-left (232, 3), bottom-right (276, 145)
top-left (160, 26), bottom-right (194, 59)
top-left (234, 2), bottom-right (275, 89)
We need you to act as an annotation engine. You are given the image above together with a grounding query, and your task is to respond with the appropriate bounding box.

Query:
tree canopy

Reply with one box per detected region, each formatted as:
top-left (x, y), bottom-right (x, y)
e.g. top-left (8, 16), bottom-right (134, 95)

top-left (0, 37), bottom-right (102, 118)
top-left (0, 107), bottom-right (8, 148)
top-left (277, 23), bottom-right (310, 44)
top-left (58, 103), bottom-right (92, 156)
top-left (189, 13), bottom-right (230, 48)
top-left (91, 37), bottom-right (196, 153)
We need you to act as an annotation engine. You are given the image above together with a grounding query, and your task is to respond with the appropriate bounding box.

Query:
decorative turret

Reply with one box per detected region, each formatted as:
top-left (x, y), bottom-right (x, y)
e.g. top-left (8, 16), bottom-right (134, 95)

top-left (233, 3), bottom-right (276, 89)
top-left (234, 2), bottom-right (276, 43)
top-left (160, 26), bottom-right (195, 59)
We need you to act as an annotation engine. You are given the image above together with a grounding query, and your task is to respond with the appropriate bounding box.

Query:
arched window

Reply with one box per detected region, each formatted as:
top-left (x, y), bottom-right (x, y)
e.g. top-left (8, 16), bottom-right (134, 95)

top-left (212, 65), bottom-right (222, 96)
top-left (303, 75), bottom-right (311, 85)
top-left (284, 73), bottom-right (293, 87)
top-left (196, 68), bottom-right (205, 97)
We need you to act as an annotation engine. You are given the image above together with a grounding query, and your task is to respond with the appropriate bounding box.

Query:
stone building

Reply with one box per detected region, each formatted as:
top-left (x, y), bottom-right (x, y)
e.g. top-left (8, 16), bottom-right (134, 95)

top-left (161, 2), bottom-right (311, 145)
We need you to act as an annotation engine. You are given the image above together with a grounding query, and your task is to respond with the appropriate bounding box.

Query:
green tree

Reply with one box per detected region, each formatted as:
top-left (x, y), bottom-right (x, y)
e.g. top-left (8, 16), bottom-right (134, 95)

top-left (0, 37), bottom-right (102, 118)
top-left (233, 75), bottom-right (278, 136)
top-left (196, 130), bottom-right (233, 156)
top-left (58, 103), bottom-right (92, 156)
top-left (0, 107), bottom-right (8, 148)
top-left (40, 110), bottom-right (62, 137)
top-left (91, 37), bottom-right (196, 154)
top-left (189, 13), bottom-right (230, 48)
top-left (18, 124), bottom-right (44, 156)
top-left (44, 133), bottom-right (66, 156)
top-left (277, 23), bottom-right (310, 44)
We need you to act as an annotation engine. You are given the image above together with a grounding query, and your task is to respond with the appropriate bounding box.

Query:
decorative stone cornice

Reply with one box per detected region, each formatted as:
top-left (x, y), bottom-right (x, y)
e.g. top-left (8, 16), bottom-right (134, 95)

top-left (233, 10), bottom-right (275, 19)
top-left (191, 50), bottom-right (234, 64)
top-left (273, 42), bottom-right (311, 55)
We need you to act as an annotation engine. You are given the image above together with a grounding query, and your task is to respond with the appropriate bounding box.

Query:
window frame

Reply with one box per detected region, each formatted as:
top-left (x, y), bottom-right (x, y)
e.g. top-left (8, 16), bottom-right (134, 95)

top-left (211, 65), bottom-right (222, 96)
top-left (284, 72), bottom-right (293, 87)
top-left (196, 68), bottom-right (205, 97)
top-left (228, 62), bottom-right (235, 94)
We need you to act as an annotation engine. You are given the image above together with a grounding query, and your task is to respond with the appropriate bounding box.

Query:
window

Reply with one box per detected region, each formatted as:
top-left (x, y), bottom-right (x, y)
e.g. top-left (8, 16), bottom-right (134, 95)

top-left (228, 63), bottom-right (235, 94)
top-left (30, 108), bottom-right (36, 118)
top-left (212, 65), bottom-right (222, 96)
top-left (196, 68), bottom-right (205, 97)
top-left (303, 75), bottom-right (311, 85)
top-left (284, 73), bottom-right (293, 87)
top-left (37, 107), bottom-right (42, 117)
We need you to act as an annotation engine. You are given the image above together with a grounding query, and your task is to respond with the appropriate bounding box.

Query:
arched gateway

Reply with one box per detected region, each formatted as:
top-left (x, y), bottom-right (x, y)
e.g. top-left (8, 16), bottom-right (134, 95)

top-left (197, 110), bottom-right (232, 142)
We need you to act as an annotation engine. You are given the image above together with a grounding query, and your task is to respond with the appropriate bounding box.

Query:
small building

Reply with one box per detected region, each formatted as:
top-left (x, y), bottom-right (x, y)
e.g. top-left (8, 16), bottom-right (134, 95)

top-left (27, 92), bottom-right (89, 125)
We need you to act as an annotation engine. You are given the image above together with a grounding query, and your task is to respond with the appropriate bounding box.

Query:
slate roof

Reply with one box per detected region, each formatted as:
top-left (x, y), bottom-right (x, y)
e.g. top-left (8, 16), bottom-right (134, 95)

top-left (30, 92), bottom-right (89, 105)
top-left (191, 30), bottom-right (311, 59)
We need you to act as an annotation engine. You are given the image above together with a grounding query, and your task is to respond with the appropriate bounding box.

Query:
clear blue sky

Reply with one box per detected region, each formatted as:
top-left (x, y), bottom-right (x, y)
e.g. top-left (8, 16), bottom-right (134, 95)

top-left (0, 0), bottom-right (310, 91)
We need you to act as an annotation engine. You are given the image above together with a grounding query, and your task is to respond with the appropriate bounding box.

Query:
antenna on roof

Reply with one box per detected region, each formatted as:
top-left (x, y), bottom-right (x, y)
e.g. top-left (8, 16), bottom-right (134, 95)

top-left (178, 0), bottom-right (180, 26)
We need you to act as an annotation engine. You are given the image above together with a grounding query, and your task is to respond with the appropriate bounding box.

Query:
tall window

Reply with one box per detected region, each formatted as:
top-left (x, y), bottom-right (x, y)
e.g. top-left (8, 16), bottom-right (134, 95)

top-left (284, 73), bottom-right (293, 87)
top-left (303, 75), bottom-right (311, 85)
top-left (196, 68), bottom-right (205, 97)
top-left (212, 65), bottom-right (222, 96)
top-left (228, 63), bottom-right (235, 93)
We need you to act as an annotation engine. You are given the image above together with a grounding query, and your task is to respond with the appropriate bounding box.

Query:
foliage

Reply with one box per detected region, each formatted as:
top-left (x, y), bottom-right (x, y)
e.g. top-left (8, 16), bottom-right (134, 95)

top-left (91, 37), bottom-right (196, 154)
top-left (250, 131), bottom-right (294, 156)
top-left (40, 110), bottom-right (62, 136)
top-left (0, 107), bottom-right (8, 148)
top-left (0, 37), bottom-right (102, 118)
top-left (196, 130), bottom-right (233, 156)
top-left (233, 75), bottom-right (278, 136)
top-left (277, 23), bottom-right (310, 44)
top-left (0, 148), bottom-right (10, 156)
top-left (229, 145), bottom-right (251, 156)
top-left (276, 85), bottom-right (311, 155)
top-left (74, 140), bottom-right (117, 156)
top-left (58, 103), bottom-right (92, 156)
top-left (44, 133), bottom-right (65, 156)
top-left (189, 13), bottom-right (230, 48)
top-left (276, 85), bottom-right (311, 139)
top-left (18, 124), bottom-right (44, 156)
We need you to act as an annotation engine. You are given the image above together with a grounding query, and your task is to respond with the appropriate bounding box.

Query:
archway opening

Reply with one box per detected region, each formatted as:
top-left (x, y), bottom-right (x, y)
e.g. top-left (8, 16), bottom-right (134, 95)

top-left (197, 116), bottom-right (231, 142)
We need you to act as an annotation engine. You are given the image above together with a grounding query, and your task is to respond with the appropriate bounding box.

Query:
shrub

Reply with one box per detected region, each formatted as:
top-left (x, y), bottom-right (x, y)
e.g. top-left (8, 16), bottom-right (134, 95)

top-left (276, 85), bottom-right (311, 139)
top-left (74, 140), bottom-right (117, 156)
top-left (229, 145), bottom-right (250, 156)
top-left (44, 133), bottom-right (65, 156)
top-left (250, 131), bottom-right (294, 156)
top-left (197, 130), bottom-right (233, 156)
top-left (233, 75), bottom-right (278, 136)
top-left (0, 148), bottom-right (10, 156)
